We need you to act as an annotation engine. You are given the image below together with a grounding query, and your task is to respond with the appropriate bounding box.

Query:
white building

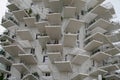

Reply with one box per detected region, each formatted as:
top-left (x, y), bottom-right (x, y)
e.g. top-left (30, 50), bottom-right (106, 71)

top-left (0, 0), bottom-right (120, 80)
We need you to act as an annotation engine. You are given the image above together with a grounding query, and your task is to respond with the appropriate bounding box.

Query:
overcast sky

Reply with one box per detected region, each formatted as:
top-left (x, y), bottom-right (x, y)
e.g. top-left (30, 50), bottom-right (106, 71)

top-left (0, 0), bottom-right (120, 34)
top-left (0, 0), bottom-right (8, 34)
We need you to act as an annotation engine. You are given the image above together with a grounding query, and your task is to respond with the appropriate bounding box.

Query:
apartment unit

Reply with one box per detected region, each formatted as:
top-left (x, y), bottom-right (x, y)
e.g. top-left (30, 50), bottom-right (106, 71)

top-left (0, 0), bottom-right (120, 80)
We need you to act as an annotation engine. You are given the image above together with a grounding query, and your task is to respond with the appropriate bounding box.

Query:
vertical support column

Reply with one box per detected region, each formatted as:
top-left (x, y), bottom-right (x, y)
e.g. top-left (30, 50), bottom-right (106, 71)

top-left (79, 25), bottom-right (85, 49)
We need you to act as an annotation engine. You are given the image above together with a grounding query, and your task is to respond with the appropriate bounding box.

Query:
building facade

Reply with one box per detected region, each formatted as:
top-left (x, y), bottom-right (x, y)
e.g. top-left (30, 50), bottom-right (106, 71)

top-left (0, 0), bottom-right (120, 80)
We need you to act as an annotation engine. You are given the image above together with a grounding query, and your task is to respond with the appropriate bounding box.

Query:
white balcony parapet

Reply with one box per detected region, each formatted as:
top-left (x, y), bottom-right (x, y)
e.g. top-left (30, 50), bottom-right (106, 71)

top-left (47, 13), bottom-right (61, 25)
top-left (1, 20), bottom-right (16, 28)
top-left (3, 44), bottom-right (25, 57)
top-left (12, 63), bottom-right (29, 73)
top-left (39, 65), bottom-right (51, 72)
top-left (74, 0), bottom-right (86, 14)
top-left (47, 52), bottom-right (62, 63)
top-left (82, 12), bottom-right (97, 23)
top-left (100, 64), bottom-right (119, 72)
top-left (23, 17), bottom-right (36, 27)
top-left (19, 54), bottom-right (37, 65)
top-left (70, 48), bottom-right (87, 55)
top-left (90, 52), bottom-right (111, 62)
top-left (7, 3), bottom-right (19, 11)
top-left (89, 69), bottom-right (108, 77)
top-left (84, 40), bottom-right (103, 51)
top-left (63, 33), bottom-right (77, 47)
top-left (104, 47), bottom-right (120, 56)
top-left (85, 32), bottom-right (113, 44)
top-left (46, 44), bottom-right (63, 53)
top-left (22, 74), bottom-right (39, 80)
top-left (91, 5), bottom-right (113, 20)
top-left (62, 6), bottom-right (76, 18)
top-left (49, 0), bottom-right (61, 12)
top-left (62, 0), bottom-right (72, 6)
top-left (54, 61), bottom-right (72, 72)
top-left (72, 54), bottom-right (89, 65)
top-left (85, 0), bottom-right (98, 9)
top-left (45, 25), bottom-right (61, 40)
top-left (91, 27), bottom-right (107, 35)
top-left (12, 10), bottom-right (29, 22)
top-left (35, 21), bottom-right (48, 33)
top-left (18, 40), bottom-right (32, 49)
top-left (17, 29), bottom-right (33, 41)
top-left (64, 18), bottom-right (84, 33)
top-left (71, 73), bottom-right (88, 80)
top-left (88, 18), bottom-right (116, 31)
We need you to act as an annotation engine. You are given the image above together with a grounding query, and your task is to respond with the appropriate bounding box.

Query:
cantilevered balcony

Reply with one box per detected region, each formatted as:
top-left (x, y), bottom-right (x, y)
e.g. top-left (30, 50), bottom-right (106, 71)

top-left (72, 54), bottom-right (89, 65)
top-left (49, 0), bottom-right (61, 12)
top-left (46, 44), bottom-right (63, 53)
top-left (89, 69), bottom-right (107, 77)
top-left (1, 20), bottom-right (16, 28)
top-left (45, 26), bottom-right (61, 40)
top-left (3, 44), bottom-right (25, 57)
top-left (64, 18), bottom-right (84, 33)
top-left (90, 27), bottom-right (107, 35)
top-left (100, 64), bottom-right (119, 72)
top-left (7, 3), bottom-right (19, 12)
top-left (12, 10), bottom-right (29, 22)
top-left (54, 61), bottom-right (72, 72)
top-left (104, 47), bottom-right (120, 56)
top-left (85, 0), bottom-right (101, 10)
top-left (63, 33), bottom-right (77, 47)
top-left (74, 0), bottom-right (86, 14)
top-left (23, 17), bottom-right (36, 27)
top-left (19, 54), bottom-right (37, 65)
top-left (62, 6), bottom-right (76, 18)
top-left (35, 21), bottom-right (48, 33)
top-left (85, 32), bottom-right (112, 44)
top-left (0, 55), bottom-right (13, 66)
top-left (62, 0), bottom-right (72, 6)
top-left (90, 52), bottom-right (111, 62)
top-left (70, 48), bottom-right (87, 55)
top-left (88, 18), bottom-right (116, 31)
top-left (18, 40), bottom-right (32, 49)
top-left (71, 73), bottom-right (88, 80)
top-left (22, 74), bottom-right (39, 80)
top-left (105, 74), bottom-right (120, 80)
top-left (17, 29), bottom-right (33, 41)
top-left (12, 63), bottom-right (29, 73)
top-left (39, 65), bottom-right (51, 72)
top-left (91, 5), bottom-right (113, 20)
top-left (47, 52), bottom-right (62, 63)
top-left (82, 12), bottom-right (97, 23)
top-left (84, 40), bottom-right (103, 51)
top-left (47, 13), bottom-right (61, 25)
